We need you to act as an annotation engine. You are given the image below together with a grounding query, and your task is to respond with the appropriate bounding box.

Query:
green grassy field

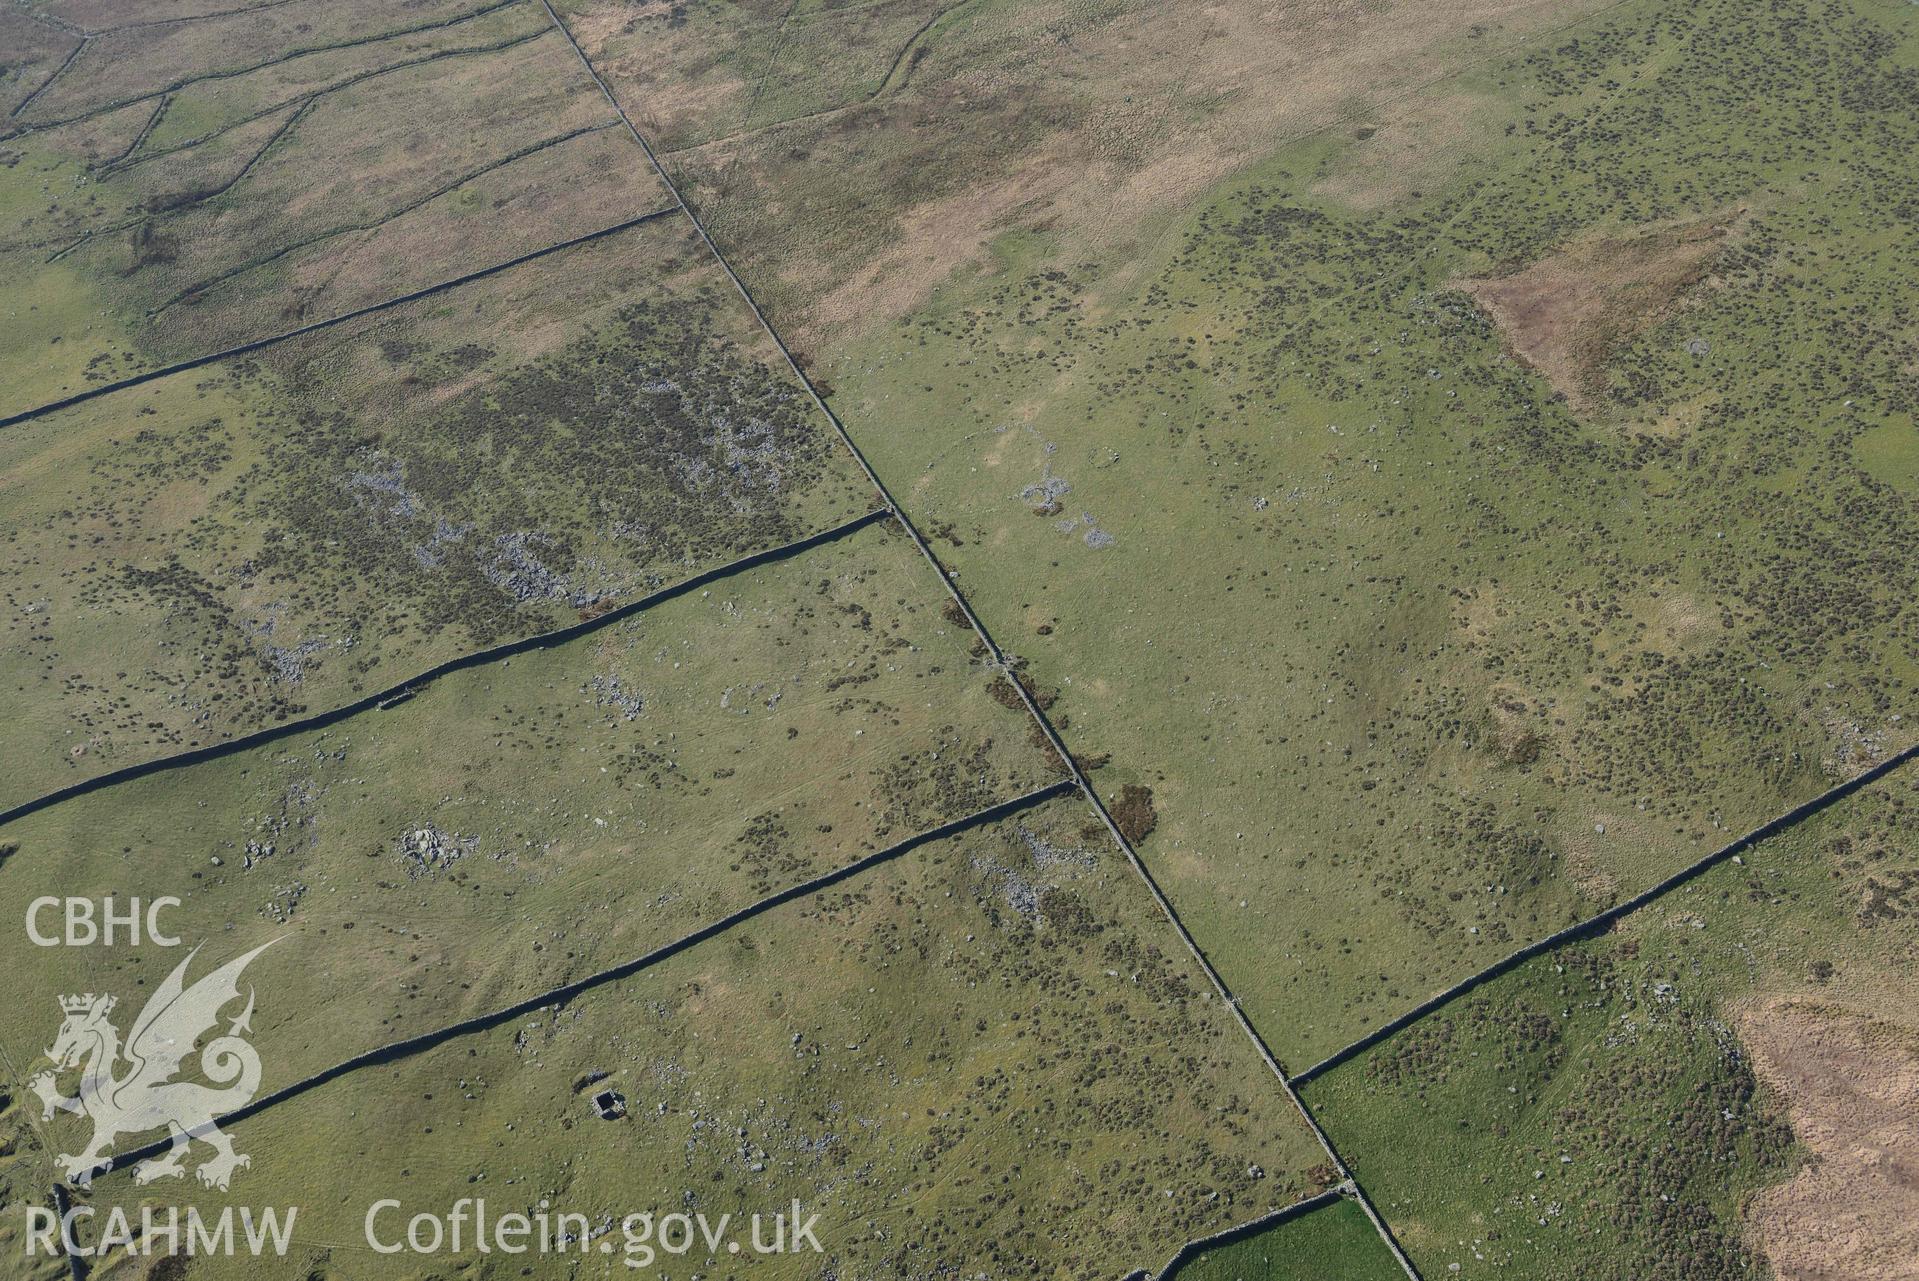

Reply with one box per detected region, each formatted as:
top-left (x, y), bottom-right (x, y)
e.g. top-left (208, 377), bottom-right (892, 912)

top-left (0, 215), bottom-right (875, 806)
top-left (52, 797), bottom-right (1328, 1279)
top-left (0, 519), bottom-right (1061, 1084)
top-left (1166, 1198), bottom-right (1407, 1281)
top-left (1305, 769), bottom-right (1919, 1280)
top-left (810, 0), bottom-right (1919, 1065)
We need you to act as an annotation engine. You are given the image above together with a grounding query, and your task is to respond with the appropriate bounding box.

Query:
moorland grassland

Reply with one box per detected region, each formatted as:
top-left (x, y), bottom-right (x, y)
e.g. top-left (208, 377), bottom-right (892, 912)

top-left (0, 522), bottom-right (1062, 1083)
top-left (809, 0), bottom-right (1919, 1064)
top-left (1, 0), bottom-right (1914, 1276)
top-left (0, 218), bottom-right (874, 805)
top-left (1310, 770), bottom-right (1919, 1281)
top-left (63, 798), bottom-right (1330, 1280)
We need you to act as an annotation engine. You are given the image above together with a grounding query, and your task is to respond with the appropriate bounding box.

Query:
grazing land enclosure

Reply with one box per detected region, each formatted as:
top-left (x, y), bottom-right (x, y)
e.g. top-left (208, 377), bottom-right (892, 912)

top-left (1, 0), bottom-right (1914, 1277)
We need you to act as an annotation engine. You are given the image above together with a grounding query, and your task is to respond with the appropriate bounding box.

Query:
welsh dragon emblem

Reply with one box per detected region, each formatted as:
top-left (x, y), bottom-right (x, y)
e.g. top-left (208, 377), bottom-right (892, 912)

top-left (31, 942), bottom-right (275, 1190)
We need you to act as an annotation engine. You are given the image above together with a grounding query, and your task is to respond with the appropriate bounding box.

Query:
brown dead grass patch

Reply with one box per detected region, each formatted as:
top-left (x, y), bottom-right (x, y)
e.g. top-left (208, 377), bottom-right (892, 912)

top-left (1740, 999), bottom-right (1919, 1281)
top-left (1461, 212), bottom-right (1743, 412)
top-left (812, 133), bottom-right (1077, 336)
top-left (623, 0), bottom-right (1623, 345)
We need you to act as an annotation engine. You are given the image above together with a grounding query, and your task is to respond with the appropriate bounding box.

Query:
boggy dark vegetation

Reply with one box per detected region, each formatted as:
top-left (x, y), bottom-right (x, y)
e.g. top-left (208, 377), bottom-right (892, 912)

top-left (14, 285), bottom-right (861, 789)
top-left (240, 295), bottom-right (849, 641)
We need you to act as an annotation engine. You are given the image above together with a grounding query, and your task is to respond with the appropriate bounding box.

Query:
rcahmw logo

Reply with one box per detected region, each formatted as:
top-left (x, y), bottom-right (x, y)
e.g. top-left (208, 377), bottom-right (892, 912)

top-left (28, 1204), bottom-right (297, 1262)
top-left (32, 940), bottom-right (276, 1189)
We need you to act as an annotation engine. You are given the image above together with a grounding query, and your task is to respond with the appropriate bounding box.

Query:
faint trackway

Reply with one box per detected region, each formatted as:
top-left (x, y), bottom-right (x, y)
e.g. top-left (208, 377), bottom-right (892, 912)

top-left (698, 0), bottom-right (799, 217)
top-left (0, 507), bottom-right (888, 831)
top-left (661, 0), bottom-right (966, 163)
top-left (1290, 738), bottom-right (1919, 1087)
top-left (71, 780), bottom-right (1074, 1185)
top-left (0, 204), bottom-right (676, 431)
top-left (8, 5), bottom-right (85, 39)
top-left (700, 0), bottom-right (974, 235)
top-left (3, 0), bottom-right (526, 136)
top-left (732, 0), bottom-right (799, 128)
top-left (18, 0), bottom-right (364, 40)
top-left (538, 2), bottom-right (1425, 1274)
